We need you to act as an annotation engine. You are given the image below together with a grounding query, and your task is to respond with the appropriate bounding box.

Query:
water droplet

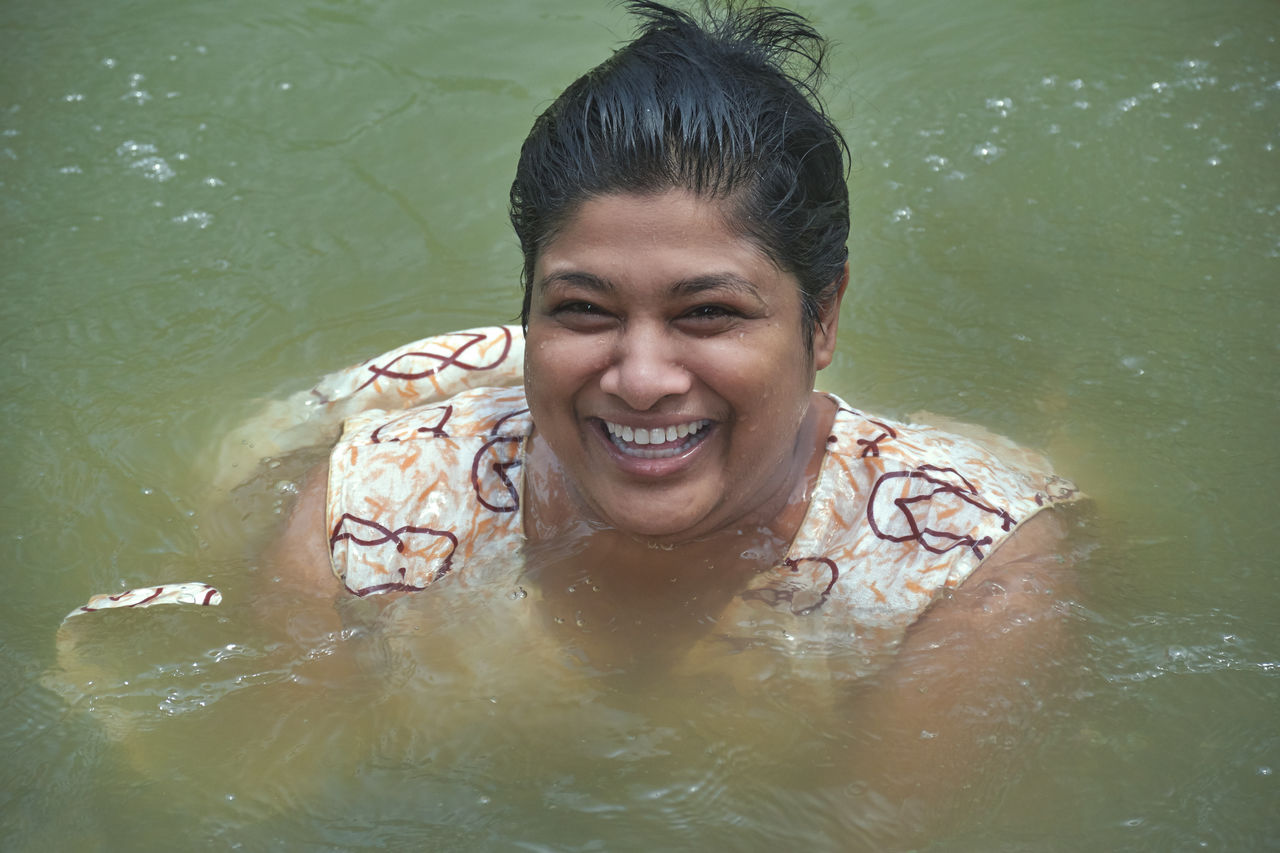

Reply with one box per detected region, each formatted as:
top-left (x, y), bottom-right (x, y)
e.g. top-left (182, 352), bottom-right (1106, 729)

top-left (890, 206), bottom-right (912, 223)
top-left (132, 156), bottom-right (175, 181)
top-left (172, 210), bottom-right (212, 228)
top-left (972, 142), bottom-right (1004, 163)
top-left (984, 96), bottom-right (1013, 117)
top-left (923, 153), bottom-right (948, 172)
top-left (509, 587), bottom-right (527, 600)
top-left (141, 487), bottom-right (154, 495)
top-left (116, 140), bottom-right (155, 157)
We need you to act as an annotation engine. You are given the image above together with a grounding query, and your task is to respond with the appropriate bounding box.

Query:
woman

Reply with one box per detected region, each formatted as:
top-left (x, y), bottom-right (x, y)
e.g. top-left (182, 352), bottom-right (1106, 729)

top-left (54, 4), bottom-right (1084, 822)
top-left (70, 1), bottom-right (1078, 685)
top-left (256, 0), bottom-right (1080, 684)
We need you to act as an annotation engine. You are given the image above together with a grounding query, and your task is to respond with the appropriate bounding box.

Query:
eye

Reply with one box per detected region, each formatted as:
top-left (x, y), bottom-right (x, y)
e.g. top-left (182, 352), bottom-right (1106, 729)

top-left (681, 304), bottom-right (741, 324)
top-left (553, 300), bottom-right (605, 316)
top-left (548, 299), bottom-right (616, 330)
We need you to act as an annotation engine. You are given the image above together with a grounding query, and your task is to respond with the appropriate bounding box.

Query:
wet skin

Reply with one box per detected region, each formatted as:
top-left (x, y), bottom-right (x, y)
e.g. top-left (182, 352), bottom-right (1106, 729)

top-left (522, 189), bottom-right (845, 549)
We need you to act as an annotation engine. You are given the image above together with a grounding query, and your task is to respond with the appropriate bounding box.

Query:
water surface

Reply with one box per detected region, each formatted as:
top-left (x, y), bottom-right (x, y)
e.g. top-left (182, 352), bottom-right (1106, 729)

top-left (2, 0), bottom-right (1277, 849)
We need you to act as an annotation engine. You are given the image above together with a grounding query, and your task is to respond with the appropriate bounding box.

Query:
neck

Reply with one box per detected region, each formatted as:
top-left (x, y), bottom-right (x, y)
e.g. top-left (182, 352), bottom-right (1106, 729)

top-left (519, 393), bottom-right (836, 670)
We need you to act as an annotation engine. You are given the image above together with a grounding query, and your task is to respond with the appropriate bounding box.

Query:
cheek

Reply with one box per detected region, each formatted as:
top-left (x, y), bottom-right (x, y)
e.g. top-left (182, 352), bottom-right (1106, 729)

top-left (524, 332), bottom-right (598, 412)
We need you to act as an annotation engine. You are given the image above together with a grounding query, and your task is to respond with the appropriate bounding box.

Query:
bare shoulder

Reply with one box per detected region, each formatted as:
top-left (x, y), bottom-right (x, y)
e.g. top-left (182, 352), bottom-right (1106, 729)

top-left (265, 458), bottom-right (343, 598)
top-left (904, 509), bottom-right (1075, 654)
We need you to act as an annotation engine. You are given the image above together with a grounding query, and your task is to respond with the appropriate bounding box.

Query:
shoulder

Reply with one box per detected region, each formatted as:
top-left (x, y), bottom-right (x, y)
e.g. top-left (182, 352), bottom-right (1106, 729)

top-left (326, 385), bottom-right (531, 596)
top-left (766, 395), bottom-right (1080, 625)
top-left (822, 397), bottom-right (1080, 516)
top-left (336, 385), bottom-right (531, 449)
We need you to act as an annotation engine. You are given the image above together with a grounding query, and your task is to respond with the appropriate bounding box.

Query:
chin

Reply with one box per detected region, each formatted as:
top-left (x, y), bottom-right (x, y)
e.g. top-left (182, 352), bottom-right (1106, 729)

top-left (593, 498), bottom-right (710, 543)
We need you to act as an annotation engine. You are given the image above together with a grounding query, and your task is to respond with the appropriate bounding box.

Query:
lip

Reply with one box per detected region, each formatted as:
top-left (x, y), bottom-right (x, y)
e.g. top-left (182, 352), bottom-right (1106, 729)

top-left (588, 416), bottom-right (715, 478)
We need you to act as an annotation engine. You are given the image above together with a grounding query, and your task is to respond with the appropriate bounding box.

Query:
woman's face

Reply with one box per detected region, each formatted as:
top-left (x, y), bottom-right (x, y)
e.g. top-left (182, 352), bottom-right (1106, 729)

top-left (524, 189), bottom-right (842, 542)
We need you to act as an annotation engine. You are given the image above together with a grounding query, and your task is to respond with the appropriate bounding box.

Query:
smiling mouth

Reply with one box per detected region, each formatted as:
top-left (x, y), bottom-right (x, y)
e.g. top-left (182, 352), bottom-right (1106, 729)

top-left (601, 418), bottom-right (712, 459)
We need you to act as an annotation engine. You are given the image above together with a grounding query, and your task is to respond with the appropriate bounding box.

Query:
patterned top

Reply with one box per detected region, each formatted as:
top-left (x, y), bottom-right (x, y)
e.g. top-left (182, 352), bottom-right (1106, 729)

top-left (324, 326), bottom-right (1080, 642)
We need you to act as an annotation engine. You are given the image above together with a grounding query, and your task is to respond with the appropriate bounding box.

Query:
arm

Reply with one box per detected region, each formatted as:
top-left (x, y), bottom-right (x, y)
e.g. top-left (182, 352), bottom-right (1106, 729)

top-left (842, 509), bottom-right (1079, 824)
top-left (263, 459), bottom-right (343, 600)
top-left (211, 326), bottom-right (525, 492)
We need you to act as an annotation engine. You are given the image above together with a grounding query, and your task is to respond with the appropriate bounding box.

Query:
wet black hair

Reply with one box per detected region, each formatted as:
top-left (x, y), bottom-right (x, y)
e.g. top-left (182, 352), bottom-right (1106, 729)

top-left (509, 0), bottom-right (850, 348)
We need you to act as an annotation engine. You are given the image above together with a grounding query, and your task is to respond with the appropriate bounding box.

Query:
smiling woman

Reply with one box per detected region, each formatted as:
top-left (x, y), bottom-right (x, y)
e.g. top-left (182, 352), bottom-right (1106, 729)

top-left (57, 0), bottom-right (1083, 835)
top-left (287, 1), bottom-right (1077, 620)
top-left (523, 189), bottom-right (839, 544)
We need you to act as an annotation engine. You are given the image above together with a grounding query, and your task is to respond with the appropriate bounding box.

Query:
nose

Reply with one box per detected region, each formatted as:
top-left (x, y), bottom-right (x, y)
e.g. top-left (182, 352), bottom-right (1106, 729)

top-left (598, 323), bottom-right (692, 411)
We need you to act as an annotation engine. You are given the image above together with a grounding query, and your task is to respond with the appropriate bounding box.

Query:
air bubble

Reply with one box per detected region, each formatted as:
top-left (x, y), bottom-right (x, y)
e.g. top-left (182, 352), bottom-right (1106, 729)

top-left (984, 96), bottom-right (1013, 117)
top-left (116, 140), bottom-right (156, 157)
top-left (172, 210), bottom-right (212, 228)
top-left (923, 154), bottom-right (949, 172)
top-left (972, 142), bottom-right (1004, 163)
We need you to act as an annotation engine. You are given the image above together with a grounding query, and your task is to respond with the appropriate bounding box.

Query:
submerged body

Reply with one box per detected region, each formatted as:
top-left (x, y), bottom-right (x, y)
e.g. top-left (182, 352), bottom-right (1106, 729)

top-left (54, 4), bottom-right (1086, 832)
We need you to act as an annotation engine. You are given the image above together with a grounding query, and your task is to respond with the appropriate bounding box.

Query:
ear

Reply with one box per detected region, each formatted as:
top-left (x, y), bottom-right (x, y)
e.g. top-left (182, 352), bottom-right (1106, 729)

top-left (812, 262), bottom-right (848, 371)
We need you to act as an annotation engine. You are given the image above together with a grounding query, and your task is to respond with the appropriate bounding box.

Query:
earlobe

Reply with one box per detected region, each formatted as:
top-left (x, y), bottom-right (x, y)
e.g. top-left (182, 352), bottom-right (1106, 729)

top-left (813, 262), bottom-right (849, 370)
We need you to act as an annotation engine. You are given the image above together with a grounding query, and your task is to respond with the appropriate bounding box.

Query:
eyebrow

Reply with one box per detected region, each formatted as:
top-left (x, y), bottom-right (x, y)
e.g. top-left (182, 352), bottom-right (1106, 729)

top-left (538, 270), bottom-right (763, 301)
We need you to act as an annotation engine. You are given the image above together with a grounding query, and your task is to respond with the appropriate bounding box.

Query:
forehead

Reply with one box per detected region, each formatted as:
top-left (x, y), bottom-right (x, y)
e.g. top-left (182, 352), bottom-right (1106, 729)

top-left (535, 189), bottom-right (788, 287)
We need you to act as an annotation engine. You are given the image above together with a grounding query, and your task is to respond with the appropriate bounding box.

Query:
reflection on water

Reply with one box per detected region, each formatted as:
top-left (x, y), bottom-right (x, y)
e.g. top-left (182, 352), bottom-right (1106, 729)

top-left (2, 0), bottom-right (1277, 849)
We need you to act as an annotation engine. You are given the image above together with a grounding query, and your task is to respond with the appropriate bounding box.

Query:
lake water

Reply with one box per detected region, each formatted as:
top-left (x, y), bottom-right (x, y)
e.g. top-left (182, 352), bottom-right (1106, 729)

top-left (2, 0), bottom-right (1277, 849)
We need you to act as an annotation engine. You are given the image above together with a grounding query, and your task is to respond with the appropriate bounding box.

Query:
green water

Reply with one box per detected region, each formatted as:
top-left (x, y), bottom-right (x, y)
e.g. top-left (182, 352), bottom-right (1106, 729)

top-left (2, 0), bottom-right (1277, 849)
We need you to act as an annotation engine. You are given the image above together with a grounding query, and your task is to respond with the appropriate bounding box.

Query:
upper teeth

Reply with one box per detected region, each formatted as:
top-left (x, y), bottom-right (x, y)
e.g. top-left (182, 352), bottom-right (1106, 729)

top-left (604, 419), bottom-right (709, 446)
